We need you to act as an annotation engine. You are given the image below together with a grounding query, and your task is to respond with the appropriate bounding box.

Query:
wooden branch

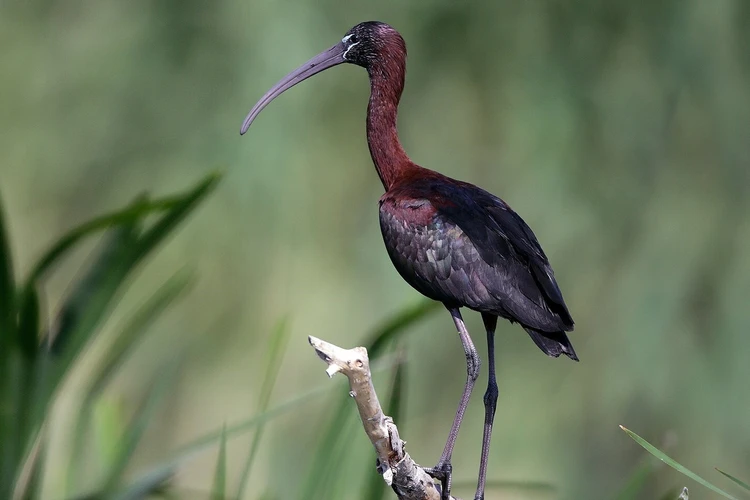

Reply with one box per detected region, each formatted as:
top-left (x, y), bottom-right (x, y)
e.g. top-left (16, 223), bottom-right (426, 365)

top-left (308, 336), bottom-right (459, 500)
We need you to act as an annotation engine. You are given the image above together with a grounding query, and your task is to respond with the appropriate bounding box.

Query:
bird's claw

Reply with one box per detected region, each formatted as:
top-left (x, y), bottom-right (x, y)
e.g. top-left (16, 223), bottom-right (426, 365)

top-left (425, 462), bottom-right (452, 500)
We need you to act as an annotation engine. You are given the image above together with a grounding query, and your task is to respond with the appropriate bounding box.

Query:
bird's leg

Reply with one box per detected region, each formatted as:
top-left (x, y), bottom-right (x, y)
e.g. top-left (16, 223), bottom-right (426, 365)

top-left (474, 313), bottom-right (499, 500)
top-left (426, 307), bottom-right (480, 500)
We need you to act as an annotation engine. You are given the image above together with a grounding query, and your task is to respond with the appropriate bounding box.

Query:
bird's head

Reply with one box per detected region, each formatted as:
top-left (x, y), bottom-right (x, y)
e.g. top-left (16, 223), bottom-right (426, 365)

top-left (240, 21), bottom-right (405, 135)
top-left (339, 21), bottom-right (405, 69)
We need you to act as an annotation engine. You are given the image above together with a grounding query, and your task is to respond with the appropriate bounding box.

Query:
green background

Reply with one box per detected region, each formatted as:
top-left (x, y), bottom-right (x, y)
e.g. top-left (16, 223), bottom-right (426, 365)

top-left (2, 0), bottom-right (749, 498)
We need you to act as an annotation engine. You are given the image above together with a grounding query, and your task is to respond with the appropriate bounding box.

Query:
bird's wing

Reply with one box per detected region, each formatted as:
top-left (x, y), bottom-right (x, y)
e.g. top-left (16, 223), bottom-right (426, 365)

top-left (431, 182), bottom-right (574, 328)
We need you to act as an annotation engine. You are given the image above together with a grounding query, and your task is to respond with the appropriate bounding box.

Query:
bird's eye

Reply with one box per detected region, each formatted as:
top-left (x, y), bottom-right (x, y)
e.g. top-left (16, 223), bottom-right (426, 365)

top-left (342, 34), bottom-right (361, 60)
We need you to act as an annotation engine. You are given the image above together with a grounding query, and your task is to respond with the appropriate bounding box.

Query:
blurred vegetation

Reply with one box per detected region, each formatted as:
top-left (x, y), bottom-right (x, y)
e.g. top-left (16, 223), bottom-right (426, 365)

top-left (1, 0), bottom-right (749, 499)
top-left (621, 426), bottom-right (750, 499)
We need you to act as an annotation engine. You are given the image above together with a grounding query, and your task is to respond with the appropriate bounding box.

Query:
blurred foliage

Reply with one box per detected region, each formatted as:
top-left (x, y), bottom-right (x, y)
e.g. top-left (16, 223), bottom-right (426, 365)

top-left (2, 0), bottom-right (750, 498)
top-left (621, 426), bottom-right (748, 499)
top-left (0, 173), bottom-right (219, 497)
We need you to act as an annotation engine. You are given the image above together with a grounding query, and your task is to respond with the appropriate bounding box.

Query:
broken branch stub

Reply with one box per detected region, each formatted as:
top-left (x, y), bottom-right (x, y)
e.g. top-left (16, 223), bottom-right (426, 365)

top-left (307, 336), bottom-right (456, 500)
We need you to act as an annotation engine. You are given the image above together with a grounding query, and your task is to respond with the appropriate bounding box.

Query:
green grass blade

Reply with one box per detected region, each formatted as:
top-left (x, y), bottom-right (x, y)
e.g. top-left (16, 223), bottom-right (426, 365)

top-left (716, 469), bottom-right (750, 491)
top-left (365, 300), bottom-right (439, 356)
top-left (310, 412), bottom-right (359, 499)
top-left (24, 174), bottom-right (219, 467)
top-left (125, 383), bottom-right (337, 494)
top-left (364, 348), bottom-right (407, 500)
top-left (9, 287), bottom-right (39, 491)
top-left (211, 426), bottom-right (227, 499)
top-left (620, 426), bottom-right (738, 500)
top-left (0, 190), bottom-right (15, 340)
top-left (16, 287), bottom-right (39, 360)
top-left (71, 464), bottom-right (174, 500)
top-left (236, 316), bottom-right (291, 499)
top-left (110, 465), bottom-right (174, 500)
top-left (2, 351), bottom-right (25, 499)
top-left (0, 191), bottom-right (17, 499)
top-left (52, 172), bottom-right (219, 363)
top-left (93, 398), bottom-right (125, 475)
top-left (385, 350), bottom-right (406, 431)
top-left (22, 170), bottom-right (221, 290)
top-left (452, 480), bottom-right (556, 498)
top-left (23, 197), bottom-right (180, 288)
top-left (68, 272), bottom-right (192, 492)
top-left (10, 431), bottom-right (44, 500)
top-left (101, 361), bottom-right (181, 495)
top-left (46, 202), bottom-right (142, 354)
top-left (614, 433), bottom-right (678, 500)
top-left (89, 270), bottom-right (192, 401)
top-left (57, 171), bottom-right (216, 368)
top-left (125, 357), bottom-right (398, 500)
top-left (127, 172), bottom-right (221, 269)
top-left (0, 189), bottom-right (16, 338)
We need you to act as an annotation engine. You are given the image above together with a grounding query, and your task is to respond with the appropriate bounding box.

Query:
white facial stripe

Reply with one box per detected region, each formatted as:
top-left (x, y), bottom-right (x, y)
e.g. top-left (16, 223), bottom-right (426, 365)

top-left (342, 34), bottom-right (353, 44)
top-left (343, 41), bottom-right (360, 59)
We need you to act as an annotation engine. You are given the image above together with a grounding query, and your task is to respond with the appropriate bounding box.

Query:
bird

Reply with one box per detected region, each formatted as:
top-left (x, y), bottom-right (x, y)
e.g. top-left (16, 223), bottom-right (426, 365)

top-left (240, 21), bottom-right (577, 500)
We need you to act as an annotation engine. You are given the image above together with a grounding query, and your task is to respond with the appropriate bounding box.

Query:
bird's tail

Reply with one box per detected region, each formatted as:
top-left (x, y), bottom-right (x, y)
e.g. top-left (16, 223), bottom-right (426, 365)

top-left (524, 328), bottom-right (579, 361)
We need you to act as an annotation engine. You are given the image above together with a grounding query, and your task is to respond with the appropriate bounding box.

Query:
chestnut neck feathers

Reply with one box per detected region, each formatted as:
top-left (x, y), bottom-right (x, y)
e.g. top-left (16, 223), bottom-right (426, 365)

top-left (364, 30), bottom-right (417, 191)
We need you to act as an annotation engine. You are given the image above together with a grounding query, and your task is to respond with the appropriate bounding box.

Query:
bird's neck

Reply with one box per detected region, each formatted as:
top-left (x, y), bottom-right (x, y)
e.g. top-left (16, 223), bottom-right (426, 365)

top-left (366, 58), bottom-right (415, 191)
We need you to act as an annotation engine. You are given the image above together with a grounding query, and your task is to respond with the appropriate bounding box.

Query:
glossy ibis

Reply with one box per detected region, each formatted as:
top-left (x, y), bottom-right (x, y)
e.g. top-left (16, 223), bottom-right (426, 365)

top-left (240, 21), bottom-right (577, 500)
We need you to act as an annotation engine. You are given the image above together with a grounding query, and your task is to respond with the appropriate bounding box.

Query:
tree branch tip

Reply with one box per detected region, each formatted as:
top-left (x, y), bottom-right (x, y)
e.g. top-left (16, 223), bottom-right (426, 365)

top-left (306, 335), bottom-right (446, 500)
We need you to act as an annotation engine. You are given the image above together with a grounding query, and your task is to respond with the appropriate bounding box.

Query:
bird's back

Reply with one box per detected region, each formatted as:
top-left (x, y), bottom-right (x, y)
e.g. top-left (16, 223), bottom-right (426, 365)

top-left (379, 169), bottom-right (576, 358)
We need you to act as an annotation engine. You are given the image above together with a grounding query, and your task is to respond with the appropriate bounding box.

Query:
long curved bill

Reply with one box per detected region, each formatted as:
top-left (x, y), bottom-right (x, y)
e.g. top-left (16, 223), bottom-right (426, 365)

top-left (240, 41), bottom-right (347, 135)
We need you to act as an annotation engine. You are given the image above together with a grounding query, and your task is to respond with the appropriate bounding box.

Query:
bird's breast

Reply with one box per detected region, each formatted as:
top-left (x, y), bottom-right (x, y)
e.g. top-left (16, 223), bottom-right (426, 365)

top-left (378, 197), bottom-right (490, 307)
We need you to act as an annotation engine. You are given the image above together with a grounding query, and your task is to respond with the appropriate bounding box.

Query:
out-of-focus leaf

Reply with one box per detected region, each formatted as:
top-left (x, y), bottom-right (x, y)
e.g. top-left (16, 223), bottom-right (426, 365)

top-left (127, 172), bottom-right (221, 270)
top-left (236, 316), bottom-right (291, 499)
top-left (364, 347), bottom-right (407, 500)
top-left (21, 178), bottom-right (213, 288)
top-left (615, 434), bottom-right (677, 500)
top-left (126, 380), bottom-right (341, 493)
top-left (615, 456), bottom-right (656, 500)
top-left (10, 431), bottom-right (43, 500)
top-left (0, 192), bottom-right (16, 500)
top-left (620, 426), bottom-right (738, 500)
top-left (3, 352), bottom-right (25, 500)
top-left (366, 300), bottom-right (439, 356)
top-left (64, 270), bottom-right (191, 492)
top-left (47, 200), bottom-right (142, 354)
top-left (716, 468), bottom-right (750, 491)
top-left (211, 426), bottom-right (227, 500)
top-left (310, 413), bottom-right (359, 500)
top-left (451, 480), bottom-right (556, 498)
top-left (72, 465), bottom-right (174, 500)
top-left (101, 361), bottom-right (181, 495)
top-left (125, 353), bottom-right (398, 500)
top-left (6, 174), bottom-right (217, 500)
top-left (20, 174), bottom-right (218, 477)
top-left (16, 286), bottom-right (39, 359)
top-left (0, 190), bottom-right (15, 341)
top-left (93, 271), bottom-right (191, 397)
top-left (110, 465), bottom-right (174, 500)
top-left (303, 300), bottom-right (437, 500)
top-left (93, 398), bottom-right (125, 473)
top-left (54, 172), bottom-right (219, 366)
top-left (9, 287), bottom-right (39, 495)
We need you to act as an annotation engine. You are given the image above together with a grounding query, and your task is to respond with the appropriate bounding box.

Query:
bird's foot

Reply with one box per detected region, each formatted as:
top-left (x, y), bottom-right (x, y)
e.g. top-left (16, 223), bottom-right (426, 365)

top-left (424, 461), bottom-right (452, 500)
